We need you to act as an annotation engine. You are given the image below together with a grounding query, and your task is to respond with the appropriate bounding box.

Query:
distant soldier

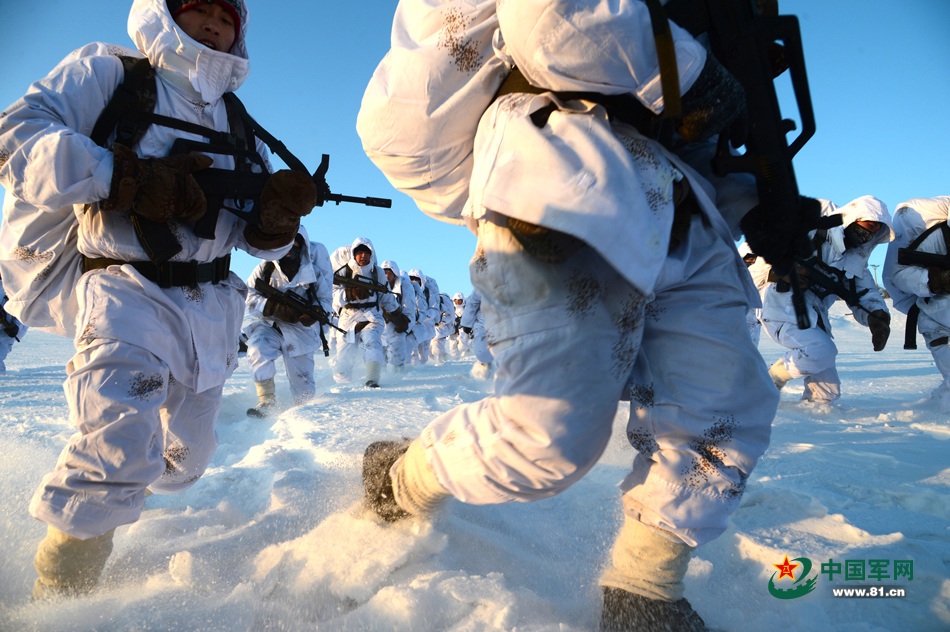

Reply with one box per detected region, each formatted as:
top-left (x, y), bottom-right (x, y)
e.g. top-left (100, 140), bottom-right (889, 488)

top-left (0, 271), bottom-right (26, 374)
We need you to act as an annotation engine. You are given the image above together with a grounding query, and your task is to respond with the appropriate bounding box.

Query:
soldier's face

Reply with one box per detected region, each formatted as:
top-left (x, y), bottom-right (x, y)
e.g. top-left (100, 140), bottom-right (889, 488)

top-left (354, 250), bottom-right (371, 266)
top-left (385, 269), bottom-right (397, 286)
top-left (174, 3), bottom-right (236, 53)
top-left (454, 299), bottom-right (463, 306)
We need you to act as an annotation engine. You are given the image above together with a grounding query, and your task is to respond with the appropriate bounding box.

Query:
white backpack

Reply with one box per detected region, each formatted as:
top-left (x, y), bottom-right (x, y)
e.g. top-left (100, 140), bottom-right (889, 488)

top-left (356, 0), bottom-right (509, 226)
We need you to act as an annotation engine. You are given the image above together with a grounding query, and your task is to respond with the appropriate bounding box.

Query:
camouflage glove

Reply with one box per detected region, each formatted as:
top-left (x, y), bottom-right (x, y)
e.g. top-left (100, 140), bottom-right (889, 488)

top-left (388, 310), bottom-right (411, 334)
top-left (298, 312), bottom-right (318, 327)
top-left (244, 170), bottom-right (317, 250)
top-left (103, 143), bottom-right (213, 222)
top-left (928, 267), bottom-right (950, 295)
top-left (677, 52), bottom-right (748, 145)
top-left (262, 298), bottom-right (301, 324)
top-left (867, 309), bottom-right (890, 352)
top-left (345, 286), bottom-right (370, 302)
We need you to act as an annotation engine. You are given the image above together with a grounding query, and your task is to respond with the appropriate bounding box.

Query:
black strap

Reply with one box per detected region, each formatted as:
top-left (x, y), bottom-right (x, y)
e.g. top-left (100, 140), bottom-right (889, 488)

top-left (906, 221), bottom-right (949, 252)
top-left (90, 56), bottom-right (155, 147)
top-left (643, 0), bottom-right (682, 120)
top-left (904, 303), bottom-right (920, 351)
top-left (82, 254), bottom-right (230, 289)
top-left (929, 335), bottom-right (948, 348)
top-left (0, 299), bottom-right (21, 341)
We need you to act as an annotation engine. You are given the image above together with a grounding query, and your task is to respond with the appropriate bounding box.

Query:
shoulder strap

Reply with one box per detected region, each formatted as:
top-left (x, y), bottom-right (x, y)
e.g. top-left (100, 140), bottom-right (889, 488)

top-left (906, 221), bottom-right (948, 252)
top-left (90, 56), bottom-right (156, 148)
top-left (261, 261), bottom-right (276, 285)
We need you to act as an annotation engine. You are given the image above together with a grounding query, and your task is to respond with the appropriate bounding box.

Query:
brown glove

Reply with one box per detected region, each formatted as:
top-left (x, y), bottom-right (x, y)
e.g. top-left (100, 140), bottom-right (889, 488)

top-left (244, 170), bottom-right (317, 250)
top-left (867, 309), bottom-right (890, 352)
top-left (928, 267), bottom-right (950, 295)
top-left (299, 312), bottom-right (318, 327)
top-left (263, 298), bottom-right (302, 324)
top-left (345, 286), bottom-right (370, 302)
top-left (102, 142), bottom-right (213, 222)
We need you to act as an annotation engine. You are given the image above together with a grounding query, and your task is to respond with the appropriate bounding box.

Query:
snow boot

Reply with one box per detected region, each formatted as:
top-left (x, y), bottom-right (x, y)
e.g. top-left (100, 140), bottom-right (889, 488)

top-left (362, 439), bottom-right (448, 522)
top-left (365, 360), bottom-right (382, 388)
top-left (600, 587), bottom-right (708, 632)
top-left (600, 518), bottom-right (705, 631)
top-left (363, 439), bottom-right (412, 522)
top-left (471, 361), bottom-right (493, 381)
top-left (247, 378), bottom-right (276, 418)
top-left (33, 526), bottom-right (115, 600)
top-left (768, 358), bottom-right (794, 390)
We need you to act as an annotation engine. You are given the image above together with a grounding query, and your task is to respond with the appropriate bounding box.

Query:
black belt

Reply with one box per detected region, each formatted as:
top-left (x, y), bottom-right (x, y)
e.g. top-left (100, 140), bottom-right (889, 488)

top-left (82, 254), bottom-right (231, 289)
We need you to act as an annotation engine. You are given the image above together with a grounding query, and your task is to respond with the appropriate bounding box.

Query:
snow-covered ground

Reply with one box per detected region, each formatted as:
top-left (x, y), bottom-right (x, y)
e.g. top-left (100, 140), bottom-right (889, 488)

top-left (0, 299), bottom-right (947, 632)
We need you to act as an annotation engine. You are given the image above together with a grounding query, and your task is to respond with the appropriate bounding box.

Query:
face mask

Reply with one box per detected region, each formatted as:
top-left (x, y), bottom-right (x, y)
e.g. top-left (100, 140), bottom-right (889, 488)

top-left (843, 223), bottom-right (877, 249)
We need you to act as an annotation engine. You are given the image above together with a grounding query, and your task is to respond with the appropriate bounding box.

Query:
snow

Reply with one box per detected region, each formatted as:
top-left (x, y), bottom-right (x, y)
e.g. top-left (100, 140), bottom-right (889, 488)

top-left (0, 299), bottom-right (948, 631)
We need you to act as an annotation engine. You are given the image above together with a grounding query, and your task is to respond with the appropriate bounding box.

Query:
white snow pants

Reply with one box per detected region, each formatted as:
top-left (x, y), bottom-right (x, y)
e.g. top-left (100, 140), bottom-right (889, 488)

top-left (245, 323), bottom-right (316, 404)
top-left (451, 332), bottom-right (469, 356)
top-left (30, 341), bottom-right (221, 540)
top-left (333, 322), bottom-right (384, 382)
top-left (430, 335), bottom-right (449, 362)
top-left (0, 331), bottom-right (16, 372)
top-left (762, 316), bottom-right (841, 403)
top-left (419, 214), bottom-right (777, 547)
top-left (916, 311), bottom-right (950, 399)
top-left (383, 322), bottom-right (409, 367)
top-left (469, 321), bottom-right (494, 365)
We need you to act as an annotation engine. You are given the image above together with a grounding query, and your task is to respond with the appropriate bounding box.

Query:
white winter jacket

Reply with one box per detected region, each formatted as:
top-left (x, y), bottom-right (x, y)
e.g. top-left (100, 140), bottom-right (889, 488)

top-left (0, 0), bottom-right (290, 390)
top-left (883, 196), bottom-right (950, 321)
top-left (762, 196), bottom-right (893, 332)
top-left (244, 226), bottom-right (326, 357)
top-left (332, 237), bottom-right (399, 334)
top-left (380, 260), bottom-right (418, 335)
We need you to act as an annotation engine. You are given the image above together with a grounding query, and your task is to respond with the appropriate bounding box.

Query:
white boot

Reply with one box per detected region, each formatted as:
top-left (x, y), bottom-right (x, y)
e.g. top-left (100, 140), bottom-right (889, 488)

top-left (247, 378), bottom-right (276, 418)
top-left (33, 526), bottom-right (115, 600)
top-left (365, 361), bottom-right (382, 388)
top-left (768, 358), bottom-right (794, 390)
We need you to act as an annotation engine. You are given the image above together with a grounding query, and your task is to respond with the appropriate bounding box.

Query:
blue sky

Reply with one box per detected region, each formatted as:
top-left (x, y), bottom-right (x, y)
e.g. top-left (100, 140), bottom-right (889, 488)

top-left (2, 0), bottom-right (949, 294)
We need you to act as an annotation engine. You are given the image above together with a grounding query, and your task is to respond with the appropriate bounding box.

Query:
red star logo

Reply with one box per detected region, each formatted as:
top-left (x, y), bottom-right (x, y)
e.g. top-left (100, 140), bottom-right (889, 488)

top-left (773, 555), bottom-right (800, 581)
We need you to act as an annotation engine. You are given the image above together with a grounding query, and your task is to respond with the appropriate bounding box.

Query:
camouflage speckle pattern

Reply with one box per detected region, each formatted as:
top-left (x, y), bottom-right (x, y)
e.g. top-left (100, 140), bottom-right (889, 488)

top-left (611, 293), bottom-right (645, 380)
top-left (680, 414), bottom-right (742, 498)
top-left (566, 272), bottom-right (606, 320)
top-left (183, 285), bottom-right (202, 303)
top-left (129, 372), bottom-right (164, 401)
top-left (163, 442), bottom-right (189, 475)
top-left (645, 302), bottom-right (666, 323)
top-left (627, 428), bottom-right (659, 457)
top-left (630, 383), bottom-right (655, 408)
top-left (0, 147), bottom-right (10, 169)
top-left (439, 8), bottom-right (482, 75)
top-left (472, 244), bottom-right (487, 275)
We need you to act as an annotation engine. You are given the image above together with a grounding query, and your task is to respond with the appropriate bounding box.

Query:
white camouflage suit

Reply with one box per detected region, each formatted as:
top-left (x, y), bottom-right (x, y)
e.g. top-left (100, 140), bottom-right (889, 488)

top-left (459, 288), bottom-right (493, 366)
top-left (761, 197), bottom-right (893, 403)
top-left (406, 269), bottom-right (440, 365)
top-left (331, 237), bottom-right (399, 382)
top-left (0, 0), bottom-right (291, 539)
top-left (0, 275), bottom-right (27, 373)
top-left (883, 196), bottom-right (950, 408)
top-left (449, 292), bottom-right (468, 356)
top-left (429, 292), bottom-right (456, 363)
top-left (359, 0), bottom-right (779, 549)
top-left (380, 260), bottom-right (417, 368)
top-left (243, 226), bottom-right (332, 404)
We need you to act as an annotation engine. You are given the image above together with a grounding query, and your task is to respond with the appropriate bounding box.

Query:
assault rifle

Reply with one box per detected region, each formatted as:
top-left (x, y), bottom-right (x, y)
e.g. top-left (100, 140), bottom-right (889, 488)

top-left (169, 92), bottom-right (390, 230)
top-left (795, 259), bottom-right (872, 315)
top-left (0, 301), bottom-right (21, 341)
top-left (662, 0), bottom-right (840, 329)
top-left (333, 274), bottom-right (394, 295)
top-left (253, 279), bottom-right (343, 357)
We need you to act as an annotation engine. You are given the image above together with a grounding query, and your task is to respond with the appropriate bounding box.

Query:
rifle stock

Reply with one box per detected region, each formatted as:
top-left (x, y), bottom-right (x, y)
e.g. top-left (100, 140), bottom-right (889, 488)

top-left (897, 248), bottom-right (950, 270)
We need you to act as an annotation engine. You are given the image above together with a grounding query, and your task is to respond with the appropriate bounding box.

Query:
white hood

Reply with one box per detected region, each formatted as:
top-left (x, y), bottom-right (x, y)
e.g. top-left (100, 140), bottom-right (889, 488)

top-left (128, 0), bottom-right (250, 103)
top-left (347, 237), bottom-right (378, 278)
top-left (822, 195), bottom-right (893, 279)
